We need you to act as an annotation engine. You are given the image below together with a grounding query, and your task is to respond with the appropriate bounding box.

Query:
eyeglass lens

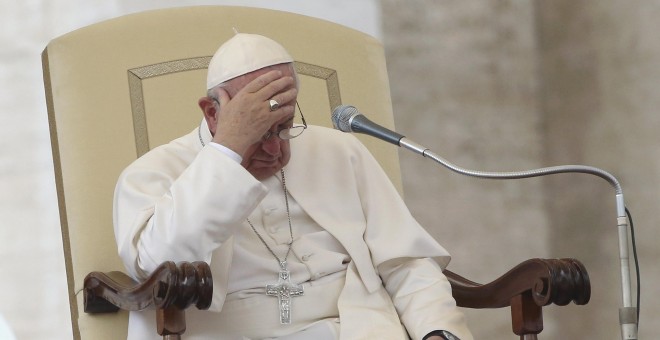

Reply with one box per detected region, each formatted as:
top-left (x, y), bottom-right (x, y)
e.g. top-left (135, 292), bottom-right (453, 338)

top-left (263, 102), bottom-right (307, 141)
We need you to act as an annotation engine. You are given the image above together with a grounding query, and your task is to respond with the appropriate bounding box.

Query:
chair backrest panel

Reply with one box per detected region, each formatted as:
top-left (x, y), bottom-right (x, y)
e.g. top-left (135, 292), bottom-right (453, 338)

top-left (43, 6), bottom-right (401, 339)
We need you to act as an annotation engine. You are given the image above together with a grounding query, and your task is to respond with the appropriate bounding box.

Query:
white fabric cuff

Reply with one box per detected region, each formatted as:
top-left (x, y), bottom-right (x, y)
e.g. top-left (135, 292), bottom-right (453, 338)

top-left (209, 142), bottom-right (243, 163)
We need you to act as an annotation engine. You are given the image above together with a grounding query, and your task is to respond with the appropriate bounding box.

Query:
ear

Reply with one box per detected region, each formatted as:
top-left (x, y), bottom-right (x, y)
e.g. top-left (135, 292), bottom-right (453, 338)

top-left (198, 96), bottom-right (217, 136)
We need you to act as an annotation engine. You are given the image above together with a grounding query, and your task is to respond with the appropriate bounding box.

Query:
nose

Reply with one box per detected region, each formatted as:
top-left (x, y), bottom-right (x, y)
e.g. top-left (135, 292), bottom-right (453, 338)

top-left (261, 134), bottom-right (282, 156)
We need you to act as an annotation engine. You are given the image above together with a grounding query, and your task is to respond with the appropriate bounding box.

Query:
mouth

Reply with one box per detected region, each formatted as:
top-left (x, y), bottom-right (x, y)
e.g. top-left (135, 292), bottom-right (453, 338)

top-left (253, 158), bottom-right (279, 167)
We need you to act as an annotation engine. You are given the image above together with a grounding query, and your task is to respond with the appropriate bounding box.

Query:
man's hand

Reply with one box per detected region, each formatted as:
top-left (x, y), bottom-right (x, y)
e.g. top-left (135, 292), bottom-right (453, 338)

top-left (211, 70), bottom-right (297, 156)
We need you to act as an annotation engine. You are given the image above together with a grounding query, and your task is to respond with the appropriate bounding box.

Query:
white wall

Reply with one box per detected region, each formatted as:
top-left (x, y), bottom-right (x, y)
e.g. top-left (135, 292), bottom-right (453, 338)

top-left (0, 1), bottom-right (380, 338)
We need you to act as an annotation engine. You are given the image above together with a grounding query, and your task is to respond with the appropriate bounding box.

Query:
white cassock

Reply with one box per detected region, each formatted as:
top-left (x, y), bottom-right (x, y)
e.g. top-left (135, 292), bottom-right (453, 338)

top-left (114, 121), bottom-right (472, 340)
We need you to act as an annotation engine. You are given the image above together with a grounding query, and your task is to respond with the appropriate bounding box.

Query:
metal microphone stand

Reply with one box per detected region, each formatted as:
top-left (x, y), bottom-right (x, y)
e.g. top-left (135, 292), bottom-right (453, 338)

top-left (399, 138), bottom-right (638, 340)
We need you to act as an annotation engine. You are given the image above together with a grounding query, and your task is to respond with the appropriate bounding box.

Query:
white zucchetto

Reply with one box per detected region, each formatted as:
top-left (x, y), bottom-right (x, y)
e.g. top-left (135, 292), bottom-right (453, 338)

top-left (206, 33), bottom-right (294, 90)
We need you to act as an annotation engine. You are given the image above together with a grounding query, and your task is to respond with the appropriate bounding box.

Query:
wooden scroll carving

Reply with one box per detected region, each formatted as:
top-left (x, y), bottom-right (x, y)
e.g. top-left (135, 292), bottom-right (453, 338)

top-left (84, 261), bottom-right (212, 339)
top-left (83, 258), bottom-right (589, 339)
top-left (445, 258), bottom-right (590, 339)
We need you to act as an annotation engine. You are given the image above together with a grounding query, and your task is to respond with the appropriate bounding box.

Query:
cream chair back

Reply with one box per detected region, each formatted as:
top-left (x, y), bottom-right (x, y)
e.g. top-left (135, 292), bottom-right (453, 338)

top-left (43, 6), bottom-right (400, 339)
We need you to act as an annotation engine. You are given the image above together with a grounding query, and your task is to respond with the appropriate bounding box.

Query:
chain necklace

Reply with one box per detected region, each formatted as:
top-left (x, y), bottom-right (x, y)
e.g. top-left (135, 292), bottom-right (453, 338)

top-left (247, 170), bottom-right (304, 325)
top-left (199, 129), bottom-right (304, 324)
top-left (198, 126), bottom-right (206, 147)
top-left (246, 169), bottom-right (295, 269)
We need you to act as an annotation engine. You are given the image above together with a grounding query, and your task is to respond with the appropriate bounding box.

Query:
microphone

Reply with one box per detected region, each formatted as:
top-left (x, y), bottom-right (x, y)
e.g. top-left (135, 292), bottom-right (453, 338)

top-left (331, 105), bottom-right (405, 146)
top-left (331, 104), bottom-right (637, 340)
top-left (331, 104), bottom-right (622, 186)
top-left (332, 105), bottom-right (433, 157)
top-left (332, 104), bottom-right (471, 159)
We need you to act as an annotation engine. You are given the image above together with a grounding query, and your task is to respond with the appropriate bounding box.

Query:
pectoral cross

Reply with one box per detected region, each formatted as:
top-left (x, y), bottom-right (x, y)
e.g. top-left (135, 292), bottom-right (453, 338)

top-left (266, 263), bottom-right (304, 324)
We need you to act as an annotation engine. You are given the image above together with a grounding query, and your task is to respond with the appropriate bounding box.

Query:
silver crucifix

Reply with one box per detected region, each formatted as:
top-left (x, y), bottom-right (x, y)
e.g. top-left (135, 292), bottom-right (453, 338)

top-left (266, 264), bottom-right (304, 324)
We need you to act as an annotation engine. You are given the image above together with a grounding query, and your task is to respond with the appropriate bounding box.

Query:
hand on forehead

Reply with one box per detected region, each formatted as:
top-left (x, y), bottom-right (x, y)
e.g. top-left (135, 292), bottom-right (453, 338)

top-left (242, 69), bottom-right (296, 103)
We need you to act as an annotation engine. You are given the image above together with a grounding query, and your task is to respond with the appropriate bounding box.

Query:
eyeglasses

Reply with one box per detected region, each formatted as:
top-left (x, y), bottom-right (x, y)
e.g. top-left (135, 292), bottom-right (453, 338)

top-left (210, 97), bottom-right (308, 141)
top-left (261, 101), bottom-right (307, 141)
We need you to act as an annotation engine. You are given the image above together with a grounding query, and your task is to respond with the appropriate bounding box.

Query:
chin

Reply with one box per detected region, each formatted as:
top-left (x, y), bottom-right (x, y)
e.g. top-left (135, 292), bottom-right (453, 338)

top-left (249, 166), bottom-right (282, 180)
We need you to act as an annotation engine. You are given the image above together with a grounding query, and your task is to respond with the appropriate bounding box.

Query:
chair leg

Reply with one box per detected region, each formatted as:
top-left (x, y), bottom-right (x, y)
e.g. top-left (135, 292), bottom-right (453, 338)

top-left (157, 306), bottom-right (186, 339)
top-left (511, 293), bottom-right (543, 338)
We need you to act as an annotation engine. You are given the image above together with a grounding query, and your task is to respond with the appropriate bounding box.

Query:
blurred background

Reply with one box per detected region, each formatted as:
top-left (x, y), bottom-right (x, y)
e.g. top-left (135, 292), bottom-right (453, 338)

top-left (0, 0), bottom-right (657, 338)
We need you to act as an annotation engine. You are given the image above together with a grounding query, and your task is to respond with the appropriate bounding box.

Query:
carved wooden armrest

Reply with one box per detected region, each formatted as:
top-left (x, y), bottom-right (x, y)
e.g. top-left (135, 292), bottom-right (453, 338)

top-left (84, 261), bottom-right (212, 339)
top-left (444, 258), bottom-right (590, 339)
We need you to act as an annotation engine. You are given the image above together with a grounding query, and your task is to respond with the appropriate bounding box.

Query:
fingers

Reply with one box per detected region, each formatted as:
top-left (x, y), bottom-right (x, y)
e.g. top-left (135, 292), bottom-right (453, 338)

top-left (242, 70), bottom-right (284, 94)
top-left (270, 101), bottom-right (296, 122)
top-left (242, 70), bottom-right (296, 104)
top-left (209, 69), bottom-right (298, 155)
top-left (268, 87), bottom-right (297, 112)
top-left (262, 77), bottom-right (297, 119)
top-left (233, 70), bottom-right (297, 120)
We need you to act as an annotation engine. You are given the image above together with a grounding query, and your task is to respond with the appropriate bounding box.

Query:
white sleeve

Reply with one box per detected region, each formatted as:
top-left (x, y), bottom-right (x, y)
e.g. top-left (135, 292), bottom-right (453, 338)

top-left (209, 141), bottom-right (243, 163)
top-left (379, 258), bottom-right (473, 340)
top-left (114, 146), bottom-right (267, 280)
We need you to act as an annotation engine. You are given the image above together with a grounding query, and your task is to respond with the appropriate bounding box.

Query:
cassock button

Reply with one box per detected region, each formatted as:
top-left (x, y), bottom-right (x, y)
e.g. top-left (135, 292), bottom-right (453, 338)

top-left (301, 254), bottom-right (312, 261)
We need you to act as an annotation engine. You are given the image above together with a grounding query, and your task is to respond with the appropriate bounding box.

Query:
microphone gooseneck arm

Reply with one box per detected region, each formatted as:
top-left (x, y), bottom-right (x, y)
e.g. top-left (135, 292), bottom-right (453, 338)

top-left (401, 138), bottom-right (636, 339)
top-left (332, 105), bottom-right (637, 339)
top-left (400, 138), bottom-right (623, 194)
